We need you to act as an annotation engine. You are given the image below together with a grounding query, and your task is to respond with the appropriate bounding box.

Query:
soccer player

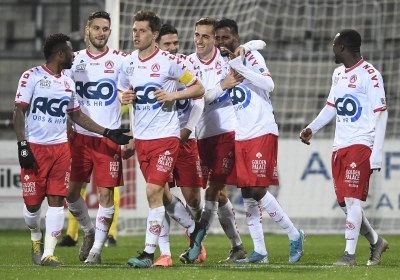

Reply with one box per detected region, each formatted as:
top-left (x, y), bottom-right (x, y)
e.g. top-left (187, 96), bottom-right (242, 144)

top-left (300, 29), bottom-right (389, 266)
top-left (118, 11), bottom-right (205, 268)
top-left (13, 33), bottom-right (132, 266)
top-left (213, 18), bottom-right (305, 264)
top-left (58, 33), bottom-right (126, 249)
top-left (64, 11), bottom-right (132, 264)
top-left (153, 23), bottom-right (206, 267)
top-left (178, 17), bottom-right (248, 264)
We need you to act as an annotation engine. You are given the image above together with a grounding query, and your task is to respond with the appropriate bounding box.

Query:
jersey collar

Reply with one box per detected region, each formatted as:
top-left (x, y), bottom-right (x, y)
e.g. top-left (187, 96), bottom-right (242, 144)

top-left (41, 64), bottom-right (61, 78)
top-left (344, 57), bottom-right (364, 73)
top-left (197, 47), bottom-right (218, 65)
top-left (86, 46), bottom-right (109, 60)
top-left (138, 47), bottom-right (159, 63)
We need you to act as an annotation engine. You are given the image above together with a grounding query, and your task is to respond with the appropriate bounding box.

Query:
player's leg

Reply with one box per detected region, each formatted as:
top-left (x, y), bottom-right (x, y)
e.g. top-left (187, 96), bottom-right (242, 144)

top-left (66, 133), bottom-right (95, 261)
top-left (58, 185), bottom-right (87, 247)
top-left (105, 186), bottom-right (120, 247)
top-left (24, 202), bottom-right (43, 266)
top-left (128, 138), bottom-right (186, 268)
top-left (41, 142), bottom-right (72, 266)
top-left (217, 187), bottom-right (247, 262)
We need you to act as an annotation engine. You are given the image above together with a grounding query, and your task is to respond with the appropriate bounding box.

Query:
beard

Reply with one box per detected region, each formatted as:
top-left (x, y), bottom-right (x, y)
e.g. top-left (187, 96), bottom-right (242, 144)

top-left (88, 33), bottom-right (108, 49)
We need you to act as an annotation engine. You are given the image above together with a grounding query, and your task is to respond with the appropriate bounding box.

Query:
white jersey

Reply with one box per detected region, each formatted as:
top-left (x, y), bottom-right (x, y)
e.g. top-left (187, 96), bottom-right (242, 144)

top-left (118, 48), bottom-right (198, 140)
top-left (65, 47), bottom-right (128, 137)
top-left (14, 64), bottom-right (80, 144)
top-left (327, 58), bottom-right (387, 150)
top-left (230, 51), bottom-right (278, 140)
top-left (189, 47), bottom-right (236, 139)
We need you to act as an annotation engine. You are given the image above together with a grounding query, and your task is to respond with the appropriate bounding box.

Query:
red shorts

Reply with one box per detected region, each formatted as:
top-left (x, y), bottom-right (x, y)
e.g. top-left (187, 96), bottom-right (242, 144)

top-left (21, 142), bottom-right (70, 206)
top-left (235, 134), bottom-right (279, 188)
top-left (197, 131), bottom-right (235, 188)
top-left (70, 133), bottom-right (123, 187)
top-left (332, 144), bottom-right (371, 203)
top-left (135, 137), bottom-right (180, 187)
top-left (169, 139), bottom-right (202, 188)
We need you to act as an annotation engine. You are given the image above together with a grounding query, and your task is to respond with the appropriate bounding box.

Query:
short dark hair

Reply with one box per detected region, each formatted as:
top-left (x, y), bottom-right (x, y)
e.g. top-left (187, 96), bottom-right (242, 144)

top-left (87, 11), bottom-right (111, 27)
top-left (156, 23), bottom-right (178, 43)
top-left (195, 17), bottom-right (218, 31)
top-left (338, 29), bottom-right (361, 53)
top-left (43, 33), bottom-right (70, 60)
top-left (215, 18), bottom-right (238, 35)
top-left (134, 10), bottom-right (161, 32)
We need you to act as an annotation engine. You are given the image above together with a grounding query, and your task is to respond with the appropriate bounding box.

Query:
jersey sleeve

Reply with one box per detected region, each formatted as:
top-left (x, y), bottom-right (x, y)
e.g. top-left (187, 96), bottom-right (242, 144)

top-left (365, 71), bottom-right (387, 112)
top-left (14, 69), bottom-right (36, 106)
top-left (118, 59), bottom-right (131, 92)
top-left (326, 71), bottom-right (337, 107)
top-left (169, 57), bottom-right (198, 87)
top-left (66, 79), bottom-right (80, 112)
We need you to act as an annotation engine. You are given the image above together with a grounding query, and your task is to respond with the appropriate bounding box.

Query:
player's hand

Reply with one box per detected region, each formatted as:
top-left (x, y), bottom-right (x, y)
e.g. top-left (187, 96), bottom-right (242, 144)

top-left (180, 128), bottom-right (192, 146)
top-left (233, 46), bottom-right (246, 61)
top-left (154, 87), bottom-right (174, 103)
top-left (299, 128), bottom-right (312, 145)
top-left (103, 128), bottom-right (133, 145)
top-left (220, 70), bottom-right (244, 90)
top-left (220, 47), bottom-right (240, 61)
top-left (17, 140), bottom-right (36, 169)
top-left (121, 85), bottom-right (136, 105)
top-left (122, 138), bottom-right (135, 159)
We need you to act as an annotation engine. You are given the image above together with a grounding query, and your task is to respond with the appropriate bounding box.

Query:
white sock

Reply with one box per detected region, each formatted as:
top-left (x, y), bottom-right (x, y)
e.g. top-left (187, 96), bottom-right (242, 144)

top-left (158, 213), bottom-right (171, 256)
top-left (144, 206), bottom-right (165, 254)
top-left (360, 209), bottom-right (378, 245)
top-left (23, 204), bottom-right (42, 241)
top-left (340, 205), bottom-right (378, 245)
top-left (201, 200), bottom-right (218, 231)
top-left (259, 191), bottom-right (299, 241)
top-left (186, 201), bottom-right (204, 222)
top-left (90, 204), bottom-right (114, 255)
top-left (67, 197), bottom-right (94, 235)
top-left (42, 206), bottom-right (64, 259)
top-left (165, 195), bottom-right (195, 233)
top-left (344, 197), bottom-right (362, 255)
top-left (244, 198), bottom-right (266, 255)
top-left (218, 199), bottom-right (242, 247)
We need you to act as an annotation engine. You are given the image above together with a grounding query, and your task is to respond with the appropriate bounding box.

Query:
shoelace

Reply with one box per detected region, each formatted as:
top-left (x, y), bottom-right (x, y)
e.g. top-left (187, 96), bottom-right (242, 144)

top-left (32, 241), bottom-right (42, 254)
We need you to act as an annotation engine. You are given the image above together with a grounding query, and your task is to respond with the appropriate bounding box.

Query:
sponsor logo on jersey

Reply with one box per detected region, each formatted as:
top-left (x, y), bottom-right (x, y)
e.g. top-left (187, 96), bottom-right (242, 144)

top-left (75, 64), bottom-right (86, 72)
top-left (335, 94), bottom-right (362, 122)
top-left (334, 76), bottom-right (340, 85)
top-left (134, 82), bottom-right (163, 110)
top-left (126, 67), bottom-right (134, 75)
top-left (176, 99), bottom-right (191, 117)
top-left (32, 95), bottom-right (71, 117)
top-left (230, 84), bottom-right (251, 111)
top-left (75, 78), bottom-right (117, 106)
top-left (39, 79), bottom-right (51, 89)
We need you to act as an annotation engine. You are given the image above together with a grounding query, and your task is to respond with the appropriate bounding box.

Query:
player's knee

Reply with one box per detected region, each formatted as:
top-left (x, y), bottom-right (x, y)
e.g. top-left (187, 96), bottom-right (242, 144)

top-left (25, 204), bottom-right (41, 213)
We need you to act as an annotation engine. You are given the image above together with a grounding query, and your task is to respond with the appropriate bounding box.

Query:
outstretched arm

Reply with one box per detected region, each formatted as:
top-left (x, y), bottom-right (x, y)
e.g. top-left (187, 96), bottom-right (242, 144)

top-left (370, 109), bottom-right (388, 170)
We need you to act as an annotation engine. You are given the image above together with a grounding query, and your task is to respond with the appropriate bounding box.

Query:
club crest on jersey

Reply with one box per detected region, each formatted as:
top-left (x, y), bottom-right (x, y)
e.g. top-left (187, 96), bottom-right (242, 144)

top-left (350, 74), bottom-right (357, 83)
top-left (230, 84), bottom-right (251, 111)
top-left (105, 60), bottom-right (114, 69)
top-left (335, 94), bottom-right (362, 122)
top-left (75, 64), bottom-right (86, 72)
top-left (39, 79), bottom-right (51, 89)
top-left (151, 63), bottom-right (160, 72)
top-left (215, 60), bottom-right (222, 70)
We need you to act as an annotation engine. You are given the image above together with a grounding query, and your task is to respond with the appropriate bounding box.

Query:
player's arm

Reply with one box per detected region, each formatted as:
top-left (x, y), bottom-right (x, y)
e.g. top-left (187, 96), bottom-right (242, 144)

top-left (300, 104), bottom-right (336, 145)
top-left (180, 97), bottom-right (205, 145)
top-left (203, 71), bottom-right (243, 103)
top-left (234, 40), bottom-right (266, 59)
top-left (68, 109), bottom-right (132, 145)
top-left (122, 104), bottom-right (135, 159)
top-left (228, 50), bottom-right (274, 92)
top-left (367, 72), bottom-right (388, 171)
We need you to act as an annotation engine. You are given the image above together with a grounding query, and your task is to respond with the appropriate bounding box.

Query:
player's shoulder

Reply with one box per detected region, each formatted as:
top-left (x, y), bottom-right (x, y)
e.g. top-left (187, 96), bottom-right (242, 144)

top-left (107, 47), bottom-right (130, 59)
top-left (74, 48), bottom-right (88, 58)
top-left (359, 59), bottom-right (381, 75)
top-left (332, 64), bottom-right (345, 75)
top-left (21, 65), bottom-right (44, 80)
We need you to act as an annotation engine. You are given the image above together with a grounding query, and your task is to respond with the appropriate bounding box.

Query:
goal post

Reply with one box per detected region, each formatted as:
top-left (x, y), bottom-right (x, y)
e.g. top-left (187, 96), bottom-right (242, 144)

top-left (106, 0), bottom-right (400, 236)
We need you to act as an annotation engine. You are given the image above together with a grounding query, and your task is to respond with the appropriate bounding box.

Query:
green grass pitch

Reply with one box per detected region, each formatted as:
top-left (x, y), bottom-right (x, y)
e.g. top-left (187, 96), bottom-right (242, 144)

top-left (0, 230), bottom-right (398, 280)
